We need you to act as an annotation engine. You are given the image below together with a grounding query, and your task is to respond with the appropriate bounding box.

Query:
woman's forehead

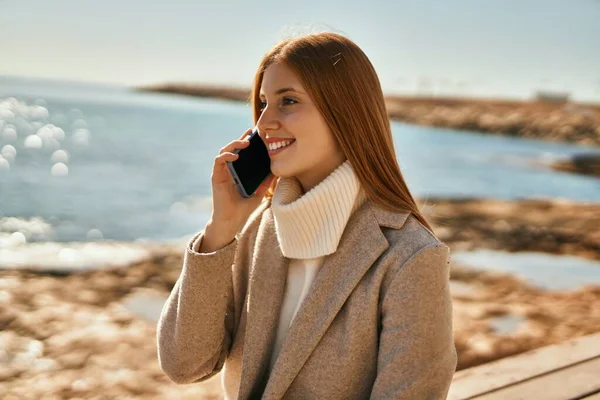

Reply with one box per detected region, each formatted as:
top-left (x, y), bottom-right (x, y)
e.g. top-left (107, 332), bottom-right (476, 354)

top-left (260, 64), bottom-right (305, 96)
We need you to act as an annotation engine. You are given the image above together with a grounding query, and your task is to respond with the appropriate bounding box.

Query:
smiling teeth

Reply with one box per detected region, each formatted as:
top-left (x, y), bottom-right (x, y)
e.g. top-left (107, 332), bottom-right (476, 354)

top-left (268, 140), bottom-right (293, 151)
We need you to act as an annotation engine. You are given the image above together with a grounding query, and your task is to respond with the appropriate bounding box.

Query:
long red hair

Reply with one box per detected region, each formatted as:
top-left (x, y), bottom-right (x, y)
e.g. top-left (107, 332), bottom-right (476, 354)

top-left (251, 32), bottom-right (434, 234)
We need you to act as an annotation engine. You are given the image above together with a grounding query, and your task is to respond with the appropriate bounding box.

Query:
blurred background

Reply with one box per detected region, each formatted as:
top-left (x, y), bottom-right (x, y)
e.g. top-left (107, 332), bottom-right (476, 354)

top-left (1, 0), bottom-right (599, 398)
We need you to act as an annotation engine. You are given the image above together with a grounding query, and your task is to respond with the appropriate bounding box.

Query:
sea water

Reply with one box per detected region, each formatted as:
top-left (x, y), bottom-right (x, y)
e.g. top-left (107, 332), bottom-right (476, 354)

top-left (1, 76), bottom-right (599, 270)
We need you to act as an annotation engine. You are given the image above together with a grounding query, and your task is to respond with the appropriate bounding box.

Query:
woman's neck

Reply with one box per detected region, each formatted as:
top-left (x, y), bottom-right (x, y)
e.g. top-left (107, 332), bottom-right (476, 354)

top-left (295, 155), bottom-right (347, 192)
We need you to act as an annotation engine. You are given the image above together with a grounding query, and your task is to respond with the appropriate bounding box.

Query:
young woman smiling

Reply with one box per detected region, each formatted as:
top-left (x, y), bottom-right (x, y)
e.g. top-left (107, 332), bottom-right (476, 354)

top-left (157, 32), bottom-right (457, 400)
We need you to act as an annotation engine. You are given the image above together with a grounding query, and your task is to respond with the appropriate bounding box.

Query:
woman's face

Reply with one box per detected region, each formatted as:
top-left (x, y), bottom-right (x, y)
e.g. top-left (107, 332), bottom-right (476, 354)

top-left (257, 62), bottom-right (346, 192)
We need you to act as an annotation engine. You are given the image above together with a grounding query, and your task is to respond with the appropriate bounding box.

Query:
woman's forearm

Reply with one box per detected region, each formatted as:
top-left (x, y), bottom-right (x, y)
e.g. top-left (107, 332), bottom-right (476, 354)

top-left (157, 232), bottom-right (238, 384)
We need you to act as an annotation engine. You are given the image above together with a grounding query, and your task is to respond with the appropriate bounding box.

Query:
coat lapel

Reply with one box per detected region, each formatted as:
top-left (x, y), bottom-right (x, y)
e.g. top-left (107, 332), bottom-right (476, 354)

top-left (262, 201), bottom-right (409, 399)
top-left (237, 207), bottom-right (289, 400)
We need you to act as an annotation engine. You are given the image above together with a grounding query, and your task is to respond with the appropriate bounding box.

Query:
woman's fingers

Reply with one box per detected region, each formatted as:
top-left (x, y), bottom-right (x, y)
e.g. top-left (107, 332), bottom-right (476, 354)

top-left (219, 139), bottom-right (250, 155)
top-left (217, 127), bottom-right (254, 154)
top-left (238, 127), bottom-right (254, 140)
top-left (215, 152), bottom-right (239, 165)
top-left (212, 127), bottom-right (261, 189)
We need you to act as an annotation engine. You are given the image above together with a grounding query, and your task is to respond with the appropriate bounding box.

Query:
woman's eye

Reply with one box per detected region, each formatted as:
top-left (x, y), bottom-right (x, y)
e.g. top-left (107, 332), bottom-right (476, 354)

top-left (282, 97), bottom-right (297, 106)
top-left (258, 97), bottom-right (297, 110)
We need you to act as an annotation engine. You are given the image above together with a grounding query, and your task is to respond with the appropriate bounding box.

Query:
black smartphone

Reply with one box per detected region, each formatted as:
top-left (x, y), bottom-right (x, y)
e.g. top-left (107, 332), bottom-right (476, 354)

top-left (226, 128), bottom-right (271, 198)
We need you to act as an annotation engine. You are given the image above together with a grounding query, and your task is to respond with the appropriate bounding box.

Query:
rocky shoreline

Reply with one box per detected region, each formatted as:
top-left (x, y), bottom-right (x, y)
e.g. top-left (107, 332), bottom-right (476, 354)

top-left (137, 84), bottom-right (600, 147)
top-left (1, 197), bottom-right (599, 399)
top-left (426, 197), bottom-right (600, 260)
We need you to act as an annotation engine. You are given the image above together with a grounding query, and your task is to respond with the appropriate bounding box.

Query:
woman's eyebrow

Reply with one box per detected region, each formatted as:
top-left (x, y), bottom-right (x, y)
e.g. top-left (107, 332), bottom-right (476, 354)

top-left (259, 87), bottom-right (303, 97)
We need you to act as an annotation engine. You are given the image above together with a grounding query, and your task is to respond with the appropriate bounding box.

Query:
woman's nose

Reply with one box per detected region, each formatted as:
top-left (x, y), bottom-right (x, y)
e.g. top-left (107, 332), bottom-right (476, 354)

top-left (256, 106), bottom-right (279, 134)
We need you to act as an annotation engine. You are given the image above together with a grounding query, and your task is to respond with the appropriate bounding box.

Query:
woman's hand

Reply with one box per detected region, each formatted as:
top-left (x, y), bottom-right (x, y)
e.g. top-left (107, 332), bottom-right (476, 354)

top-left (200, 128), bottom-right (275, 252)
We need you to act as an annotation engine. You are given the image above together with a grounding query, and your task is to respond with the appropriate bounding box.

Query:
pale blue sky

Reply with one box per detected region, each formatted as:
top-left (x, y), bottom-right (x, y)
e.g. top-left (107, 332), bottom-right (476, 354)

top-left (2, 0), bottom-right (599, 101)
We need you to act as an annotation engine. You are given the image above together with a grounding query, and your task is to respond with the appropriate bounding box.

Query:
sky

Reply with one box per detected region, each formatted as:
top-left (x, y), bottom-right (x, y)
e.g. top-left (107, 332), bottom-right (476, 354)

top-left (1, 0), bottom-right (600, 101)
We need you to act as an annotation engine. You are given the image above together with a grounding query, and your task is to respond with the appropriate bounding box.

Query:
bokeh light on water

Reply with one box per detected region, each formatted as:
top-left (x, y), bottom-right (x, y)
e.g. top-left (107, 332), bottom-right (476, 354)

top-left (0, 95), bottom-right (100, 246)
top-left (51, 162), bottom-right (69, 177)
top-left (50, 149), bottom-right (70, 164)
top-left (0, 157), bottom-right (9, 171)
top-left (0, 82), bottom-right (240, 246)
top-left (1, 144), bottom-right (17, 162)
top-left (0, 97), bottom-right (91, 176)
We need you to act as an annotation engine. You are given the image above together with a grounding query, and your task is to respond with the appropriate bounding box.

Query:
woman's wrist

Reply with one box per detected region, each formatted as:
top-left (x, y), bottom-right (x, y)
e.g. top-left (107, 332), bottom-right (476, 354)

top-left (199, 220), bottom-right (240, 253)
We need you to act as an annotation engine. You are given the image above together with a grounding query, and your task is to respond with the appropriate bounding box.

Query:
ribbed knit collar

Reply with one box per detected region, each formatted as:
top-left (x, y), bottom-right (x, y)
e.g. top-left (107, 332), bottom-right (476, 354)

top-left (271, 160), bottom-right (367, 259)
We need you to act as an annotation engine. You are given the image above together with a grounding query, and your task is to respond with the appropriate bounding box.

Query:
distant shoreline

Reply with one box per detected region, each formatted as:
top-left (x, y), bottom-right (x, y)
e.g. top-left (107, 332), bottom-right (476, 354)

top-left (136, 83), bottom-right (600, 147)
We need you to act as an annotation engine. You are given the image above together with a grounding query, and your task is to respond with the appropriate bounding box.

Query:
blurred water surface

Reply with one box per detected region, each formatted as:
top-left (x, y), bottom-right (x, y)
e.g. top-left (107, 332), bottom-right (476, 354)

top-left (1, 76), bottom-right (599, 246)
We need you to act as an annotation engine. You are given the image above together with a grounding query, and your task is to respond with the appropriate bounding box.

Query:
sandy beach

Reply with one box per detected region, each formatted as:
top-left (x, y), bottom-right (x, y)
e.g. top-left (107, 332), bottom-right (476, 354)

top-left (2, 197), bottom-right (599, 399)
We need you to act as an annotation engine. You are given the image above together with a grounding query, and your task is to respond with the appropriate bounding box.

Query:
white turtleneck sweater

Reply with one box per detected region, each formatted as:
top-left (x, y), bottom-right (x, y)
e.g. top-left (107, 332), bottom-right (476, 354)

top-left (268, 160), bottom-right (366, 372)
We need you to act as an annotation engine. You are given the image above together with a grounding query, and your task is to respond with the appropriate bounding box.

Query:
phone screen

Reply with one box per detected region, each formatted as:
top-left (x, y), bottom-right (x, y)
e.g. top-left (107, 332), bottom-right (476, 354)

top-left (228, 130), bottom-right (271, 197)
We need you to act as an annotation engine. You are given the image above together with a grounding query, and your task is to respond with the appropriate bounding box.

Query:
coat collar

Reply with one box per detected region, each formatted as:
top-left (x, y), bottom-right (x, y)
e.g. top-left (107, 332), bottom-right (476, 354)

top-left (237, 199), bottom-right (410, 400)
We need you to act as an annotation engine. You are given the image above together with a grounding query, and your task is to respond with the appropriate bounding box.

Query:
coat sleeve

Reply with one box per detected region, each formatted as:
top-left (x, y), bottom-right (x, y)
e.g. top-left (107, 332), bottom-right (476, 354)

top-left (370, 243), bottom-right (457, 400)
top-left (156, 231), bottom-right (239, 384)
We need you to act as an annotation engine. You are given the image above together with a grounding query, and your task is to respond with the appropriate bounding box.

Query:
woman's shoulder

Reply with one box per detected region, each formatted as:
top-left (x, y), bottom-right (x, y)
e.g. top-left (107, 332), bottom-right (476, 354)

top-left (391, 213), bottom-right (445, 249)
top-left (368, 202), bottom-right (443, 244)
top-left (372, 209), bottom-right (450, 300)
top-left (368, 202), bottom-right (449, 267)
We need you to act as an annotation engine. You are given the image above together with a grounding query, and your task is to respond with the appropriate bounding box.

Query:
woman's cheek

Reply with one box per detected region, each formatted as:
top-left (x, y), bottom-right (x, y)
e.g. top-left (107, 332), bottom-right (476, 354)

top-left (280, 109), bottom-right (302, 126)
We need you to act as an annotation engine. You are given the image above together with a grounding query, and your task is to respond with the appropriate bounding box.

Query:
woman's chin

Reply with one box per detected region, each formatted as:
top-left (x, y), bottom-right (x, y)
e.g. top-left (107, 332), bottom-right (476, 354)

top-left (270, 162), bottom-right (297, 179)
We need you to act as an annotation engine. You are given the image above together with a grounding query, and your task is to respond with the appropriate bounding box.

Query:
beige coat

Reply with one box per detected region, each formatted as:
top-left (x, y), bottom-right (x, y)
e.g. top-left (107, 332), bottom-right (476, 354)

top-left (157, 198), bottom-right (457, 399)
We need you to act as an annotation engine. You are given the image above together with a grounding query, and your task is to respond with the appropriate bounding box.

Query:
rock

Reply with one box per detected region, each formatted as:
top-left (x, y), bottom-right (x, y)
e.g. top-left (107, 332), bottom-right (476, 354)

top-left (549, 153), bottom-right (600, 177)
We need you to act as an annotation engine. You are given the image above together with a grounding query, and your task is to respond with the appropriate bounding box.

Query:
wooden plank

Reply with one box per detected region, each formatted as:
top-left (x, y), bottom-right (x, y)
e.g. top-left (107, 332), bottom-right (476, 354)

top-left (448, 332), bottom-right (600, 400)
top-left (472, 355), bottom-right (600, 400)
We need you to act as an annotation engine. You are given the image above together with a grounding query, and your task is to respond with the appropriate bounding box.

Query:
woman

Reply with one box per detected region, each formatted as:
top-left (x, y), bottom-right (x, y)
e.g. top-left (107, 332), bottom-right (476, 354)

top-left (157, 32), bottom-right (457, 400)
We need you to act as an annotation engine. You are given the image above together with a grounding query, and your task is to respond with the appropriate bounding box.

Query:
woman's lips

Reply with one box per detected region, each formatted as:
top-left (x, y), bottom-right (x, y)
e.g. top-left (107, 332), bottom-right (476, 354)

top-left (267, 139), bottom-right (295, 156)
